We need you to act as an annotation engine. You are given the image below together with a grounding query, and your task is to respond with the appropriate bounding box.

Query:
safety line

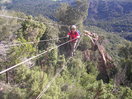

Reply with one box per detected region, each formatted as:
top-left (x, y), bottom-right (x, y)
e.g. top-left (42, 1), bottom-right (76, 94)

top-left (0, 14), bottom-right (68, 27)
top-left (75, 34), bottom-right (84, 50)
top-left (2, 37), bottom-right (67, 47)
top-left (0, 14), bottom-right (26, 21)
top-left (0, 14), bottom-right (55, 25)
top-left (36, 57), bottom-right (72, 99)
top-left (36, 38), bottom-right (81, 99)
top-left (0, 38), bottom-right (77, 75)
top-left (36, 65), bottom-right (65, 99)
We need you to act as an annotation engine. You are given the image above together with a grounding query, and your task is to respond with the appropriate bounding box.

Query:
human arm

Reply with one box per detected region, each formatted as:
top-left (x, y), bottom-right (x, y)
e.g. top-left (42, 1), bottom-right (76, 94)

top-left (67, 32), bottom-right (70, 38)
top-left (67, 35), bottom-right (70, 38)
top-left (76, 31), bottom-right (80, 38)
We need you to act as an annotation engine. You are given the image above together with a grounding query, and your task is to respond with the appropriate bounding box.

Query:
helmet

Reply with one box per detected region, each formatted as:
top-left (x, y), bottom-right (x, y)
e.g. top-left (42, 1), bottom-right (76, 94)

top-left (71, 25), bottom-right (77, 30)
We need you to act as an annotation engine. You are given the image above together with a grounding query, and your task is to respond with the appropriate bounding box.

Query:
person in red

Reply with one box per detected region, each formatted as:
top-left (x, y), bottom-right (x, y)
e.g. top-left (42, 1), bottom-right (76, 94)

top-left (67, 25), bottom-right (80, 56)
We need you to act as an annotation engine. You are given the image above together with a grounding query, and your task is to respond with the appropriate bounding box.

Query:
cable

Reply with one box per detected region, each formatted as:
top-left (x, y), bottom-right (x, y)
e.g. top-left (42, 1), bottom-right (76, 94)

top-left (2, 37), bottom-right (67, 47)
top-left (36, 38), bottom-right (81, 99)
top-left (36, 65), bottom-right (65, 99)
top-left (0, 38), bottom-right (77, 75)
top-left (0, 14), bottom-right (26, 21)
top-left (36, 57), bottom-right (72, 99)
top-left (0, 14), bottom-right (68, 27)
top-left (74, 34), bottom-right (84, 51)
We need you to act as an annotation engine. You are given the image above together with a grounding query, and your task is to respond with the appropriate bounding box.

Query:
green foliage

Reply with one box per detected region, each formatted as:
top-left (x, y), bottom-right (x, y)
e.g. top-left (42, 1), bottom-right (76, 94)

top-left (6, 88), bottom-right (26, 99)
top-left (67, 58), bottom-right (85, 81)
top-left (85, 80), bottom-right (132, 99)
top-left (67, 86), bottom-right (86, 99)
top-left (38, 25), bottom-right (59, 50)
top-left (119, 42), bottom-right (132, 59)
top-left (48, 46), bottom-right (58, 66)
top-left (5, 0), bottom-right (60, 18)
top-left (84, 0), bottom-right (132, 40)
top-left (0, 13), bottom-right (18, 41)
top-left (80, 73), bottom-right (96, 88)
top-left (118, 42), bottom-right (132, 86)
top-left (0, 37), bottom-right (36, 82)
top-left (46, 45), bottom-right (58, 75)
top-left (1, 88), bottom-right (26, 99)
top-left (56, 0), bottom-right (88, 26)
top-left (0, 2), bottom-right (132, 99)
top-left (85, 61), bottom-right (98, 75)
top-left (14, 66), bottom-right (48, 98)
top-left (79, 36), bottom-right (91, 51)
top-left (18, 19), bottom-right (46, 41)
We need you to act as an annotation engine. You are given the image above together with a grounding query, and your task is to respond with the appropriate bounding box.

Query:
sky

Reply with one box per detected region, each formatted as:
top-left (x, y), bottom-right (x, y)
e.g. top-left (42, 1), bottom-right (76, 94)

top-left (0, 0), bottom-right (12, 4)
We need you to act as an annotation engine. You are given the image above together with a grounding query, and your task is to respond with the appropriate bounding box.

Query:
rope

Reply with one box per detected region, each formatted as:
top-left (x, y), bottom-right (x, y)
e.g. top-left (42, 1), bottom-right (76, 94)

top-left (36, 57), bottom-right (72, 99)
top-left (36, 38), bottom-right (81, 99)
top-left (74, 34), bottom-right (84, 51)
top-left (0, 14), bottom-right (68, 27)
top-left (0, 14), bottom-right (26, 21)
top-left (2, 37), bottom-right (67, 47)
top-left (0, 38), bottom-right (77, 75)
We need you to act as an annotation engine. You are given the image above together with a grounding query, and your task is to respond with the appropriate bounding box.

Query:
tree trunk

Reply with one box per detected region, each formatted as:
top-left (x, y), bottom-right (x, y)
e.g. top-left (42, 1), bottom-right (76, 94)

top-left (6, 66), bottom-right (9, 84)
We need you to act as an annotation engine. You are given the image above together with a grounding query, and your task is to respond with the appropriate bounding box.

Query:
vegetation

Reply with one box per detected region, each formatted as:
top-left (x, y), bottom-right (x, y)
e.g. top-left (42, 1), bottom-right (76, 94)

top-left (3, 0), bottom-right (132, 40)
top-left (0, 0), bottom-right (132, 99)
top-left (85, 0), bottom-right (132, 41)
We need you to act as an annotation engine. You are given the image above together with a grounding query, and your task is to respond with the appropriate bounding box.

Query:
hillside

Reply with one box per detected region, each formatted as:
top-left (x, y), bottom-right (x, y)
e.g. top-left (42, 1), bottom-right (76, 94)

top-left (4, 0), bottom-right (60, 20)
top-left (0, 0), bottom-right (132, 99)
top-left (3, 0), bottom-right (132, 41)
top-left (85, 0), bottom-right (132, 40)
top-left (88, 0), bottom-right (132, 20)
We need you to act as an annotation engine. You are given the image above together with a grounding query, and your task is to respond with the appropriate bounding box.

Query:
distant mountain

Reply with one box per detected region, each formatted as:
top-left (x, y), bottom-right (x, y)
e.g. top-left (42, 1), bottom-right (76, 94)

top-left (87, 0), bottom-right (132, 21)
top-left (3, 0), bottom-right (132, 41)
top-left (85, 0), bottom-right (132, 41)
top-left (4, 0), bottom-right (60, 20)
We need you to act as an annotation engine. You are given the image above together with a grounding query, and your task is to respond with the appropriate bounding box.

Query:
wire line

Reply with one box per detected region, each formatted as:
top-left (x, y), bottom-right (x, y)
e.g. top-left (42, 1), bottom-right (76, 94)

top-left (2, 37), bottom-right (67, 47)
top-left (36, 38), bottom-right (80, 99)
top-left (0, 38), bottom-right (77, 75)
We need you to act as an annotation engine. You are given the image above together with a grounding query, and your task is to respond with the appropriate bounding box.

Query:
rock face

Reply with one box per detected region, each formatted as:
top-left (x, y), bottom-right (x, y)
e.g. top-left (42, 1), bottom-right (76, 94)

top-left (83, 30), bottom-right (115, 82)
top-left (83, 30), bottom-right (114, 68)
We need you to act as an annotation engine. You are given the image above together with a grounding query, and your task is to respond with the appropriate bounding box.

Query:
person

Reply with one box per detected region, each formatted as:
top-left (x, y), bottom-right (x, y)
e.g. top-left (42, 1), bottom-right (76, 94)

top-left (67, 25), bottom-right (80, 56)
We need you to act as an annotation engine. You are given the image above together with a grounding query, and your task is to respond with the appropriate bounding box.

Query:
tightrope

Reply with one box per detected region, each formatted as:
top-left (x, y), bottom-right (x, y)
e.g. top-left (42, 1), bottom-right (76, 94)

top-left (2, 37), bottom-right (67, 47)
top-left (36, 57), bottom-right (72, 99)
top-left (0, 14), bottom-right (68, 27)
top-left (0, 38), bottom-right (77, 75)
top-left (36, 37), bottom-right (83, 99)
top-left (0, 14), bottom-right (26, 21)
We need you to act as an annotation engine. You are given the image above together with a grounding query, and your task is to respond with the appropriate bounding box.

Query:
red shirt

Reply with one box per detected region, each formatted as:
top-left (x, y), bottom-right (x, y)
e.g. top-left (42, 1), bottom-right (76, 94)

top-left (67, 31), bottom-right (79, 42)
